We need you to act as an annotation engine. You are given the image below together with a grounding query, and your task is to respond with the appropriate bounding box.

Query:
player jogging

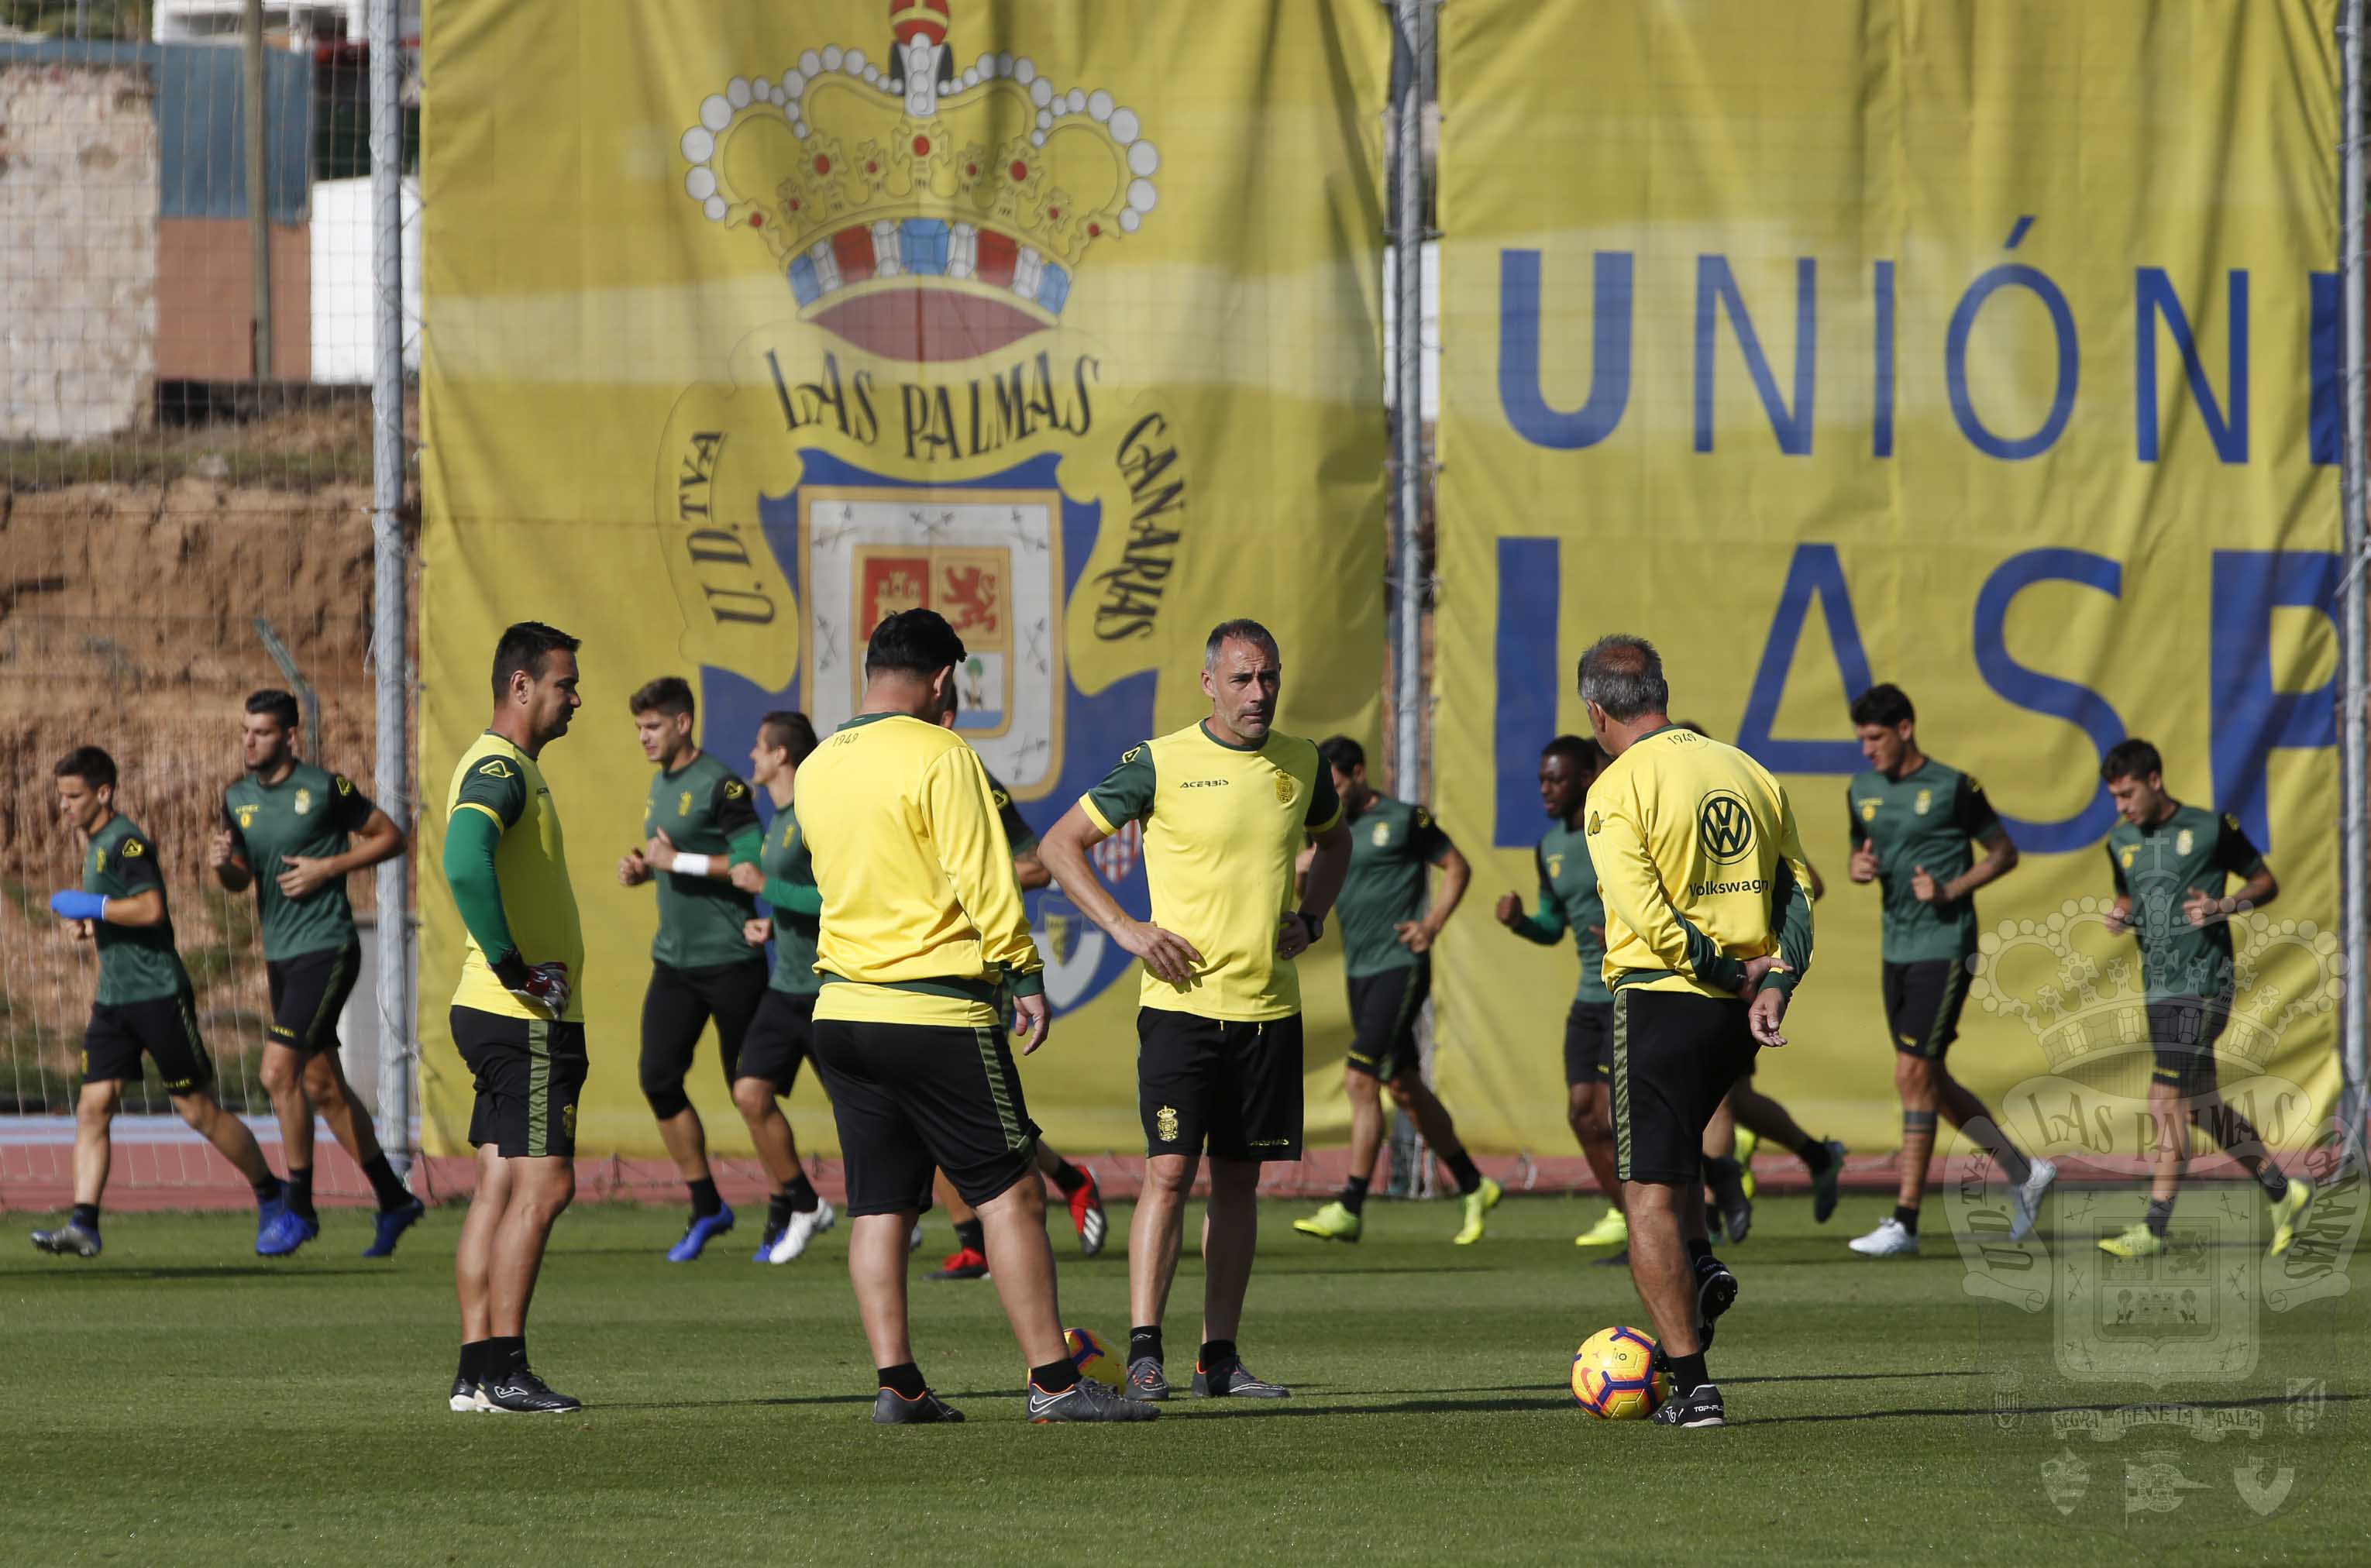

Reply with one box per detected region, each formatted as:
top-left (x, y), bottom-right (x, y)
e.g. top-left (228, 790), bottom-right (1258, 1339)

top-left (442, 621), bottom-right (588, 1414)
top-left (33, 747), bottom-right (294, 1260)
top-left (2095, 739), bottom-right (2313, 1258)
top-left (924, 696), bottom-right (1108, 1281)
top-left (730, 710), bottom-right (836, 1263)
top-left (1497, 734), bottom-right (1629, 1253)
top-left (797, 607), bottom-right (1149, 1425)
top-left (1843, 683), bottom-right (2056, 1257)
top-left (1577, 635), bottom-right (1812, 1430)
top-left (616, 677), bottom-right (768, 1260)
top-left (210, 689), bottom-right (422, 1257)
top-left (1293, 734), bottom-right (1502, 1246)
top-left (1039, 618), bottom-right (1353, 1404)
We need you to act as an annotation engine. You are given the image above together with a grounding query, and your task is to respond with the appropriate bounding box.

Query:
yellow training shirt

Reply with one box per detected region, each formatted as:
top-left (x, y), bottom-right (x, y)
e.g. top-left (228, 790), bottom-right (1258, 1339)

top-left (797, 712), bottom-right (1044, 1028)
top-left (1079, 720), bottom-right (1343, 1021)
top-left (447, 731), bottom-right (586, 1021)
top-left (1588, 725), bottom-right (1814, 1000)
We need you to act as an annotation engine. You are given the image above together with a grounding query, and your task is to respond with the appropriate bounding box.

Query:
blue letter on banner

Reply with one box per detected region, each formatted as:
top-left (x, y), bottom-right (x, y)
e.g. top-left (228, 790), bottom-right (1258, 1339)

top-left (1973, 550), bottom-right (2125, 852)
top-left (2211, 551), bottom-right (2340, 851)
top-left (1695, 256), bottom-right (1818, 456)
top-left (1736, 544), bottom-right (1875, 775)
top-left (2135, 268), bottom-right (2249, 465)
top-left (1495, 538), bottom-right (1561, 846)
top-left (1499, 251), bottom-right (1634, 450)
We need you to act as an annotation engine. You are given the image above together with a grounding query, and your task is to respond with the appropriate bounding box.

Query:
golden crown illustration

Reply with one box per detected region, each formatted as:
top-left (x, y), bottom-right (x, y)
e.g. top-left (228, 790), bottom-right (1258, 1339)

top-left (680, 0), bottom-right (1160, 328)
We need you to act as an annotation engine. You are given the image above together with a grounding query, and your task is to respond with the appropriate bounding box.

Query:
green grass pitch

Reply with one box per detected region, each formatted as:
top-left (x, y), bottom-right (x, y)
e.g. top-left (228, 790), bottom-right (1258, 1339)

top-left (5, 1194), bottom-right (2366, 1565)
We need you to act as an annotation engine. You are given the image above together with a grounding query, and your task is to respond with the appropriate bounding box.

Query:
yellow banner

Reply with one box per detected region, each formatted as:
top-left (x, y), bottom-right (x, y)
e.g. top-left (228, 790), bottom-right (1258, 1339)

top-left (1435, 1), bottom-right (2344, 1154)
top-left (418, 0), bottom-right (1390, 1157)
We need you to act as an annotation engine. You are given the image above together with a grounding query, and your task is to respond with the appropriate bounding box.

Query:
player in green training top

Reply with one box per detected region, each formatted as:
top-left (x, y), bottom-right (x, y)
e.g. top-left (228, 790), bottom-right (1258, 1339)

top-left (33, 747), bottom-right (294, 1260)
top-left (921, 696), bottom-right (1110, 1282)
top-left (442, 621), bottom-right (587, 1413)
top-left (1844, 683), bottom-right (2054, 1257)
top-left (210, 689), bottom-right (420, 1257)
top-left (2095, 739), bottom-right (2314, 1259)
top-left (616, 676), bottom-right (767, 1260)
top-left (729, 710), bottom-right (837, 1264)
top-left (1496, 734), bottom-right (1629, 1250)
top-left (1292, 735), bottom-right (1502, 1246)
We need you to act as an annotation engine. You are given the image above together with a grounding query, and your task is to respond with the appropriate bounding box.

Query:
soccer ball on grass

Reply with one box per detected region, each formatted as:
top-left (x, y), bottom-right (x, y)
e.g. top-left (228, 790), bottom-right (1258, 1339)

top-left (1570, 1325), bottom-right (1669, 1419)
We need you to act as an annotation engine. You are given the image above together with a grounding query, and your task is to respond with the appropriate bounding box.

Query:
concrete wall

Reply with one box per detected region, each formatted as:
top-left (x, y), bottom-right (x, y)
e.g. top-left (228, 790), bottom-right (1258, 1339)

top-left (0, 61), bottom-right (160, 440)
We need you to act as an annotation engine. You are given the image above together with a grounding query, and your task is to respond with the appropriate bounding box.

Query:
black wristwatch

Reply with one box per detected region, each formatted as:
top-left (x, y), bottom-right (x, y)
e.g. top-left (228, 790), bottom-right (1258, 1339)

top-left (1296, 910), bottom-right (1325, 944)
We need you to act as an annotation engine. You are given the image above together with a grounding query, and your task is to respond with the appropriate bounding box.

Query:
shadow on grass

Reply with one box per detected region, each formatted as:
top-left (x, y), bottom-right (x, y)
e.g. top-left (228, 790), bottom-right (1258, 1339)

top-left (1256, 1265), bottom-right (1497, 1278)
top-left (1746, 1390), bottom-right (2366, 1428)
top-left (0, 1264), bottom-right (382, 1282)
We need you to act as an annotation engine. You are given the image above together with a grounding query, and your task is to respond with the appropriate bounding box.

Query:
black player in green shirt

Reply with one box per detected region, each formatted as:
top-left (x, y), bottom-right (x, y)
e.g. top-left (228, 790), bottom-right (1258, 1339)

top-left (210, 689), bottom-right (419, 1256)
top-left (1844, 684), bottom-right (2053, 1258)
top-left (616, 677), bottom-right (767, 1260)
top-left (32, 747), bottom-right (291, 1260)
top-left (1292, 736), bottom-right (1502, 1246)
top-left (2095, 739), bottom-right (2312, 1259)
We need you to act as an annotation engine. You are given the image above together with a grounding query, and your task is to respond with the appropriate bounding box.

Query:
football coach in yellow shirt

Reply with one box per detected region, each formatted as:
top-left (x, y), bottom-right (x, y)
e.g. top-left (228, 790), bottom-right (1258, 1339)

top-left (798, 607), bottom-right (1151, 1427)
top-left (1579, 634), bottom-right (1813, 1430)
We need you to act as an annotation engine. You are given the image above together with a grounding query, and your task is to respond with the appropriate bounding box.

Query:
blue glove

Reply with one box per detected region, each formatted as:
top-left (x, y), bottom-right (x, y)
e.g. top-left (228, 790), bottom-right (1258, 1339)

top-left (50, 889), bottom-right (107, 921)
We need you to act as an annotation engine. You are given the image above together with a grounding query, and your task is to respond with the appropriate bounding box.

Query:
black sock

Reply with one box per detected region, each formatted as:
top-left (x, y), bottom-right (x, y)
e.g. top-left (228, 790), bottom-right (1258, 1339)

top-left (2257, 1164), bottom-right (2291, 1200)
top-left (1339, 1174), bottom-right (1371, 1216)
top-left (253, 1175), bottom-right (283, 1209)
top-left (1795, 1135), bottom-right (1832, 1173)
top-left (688, 1177), bottom-right (723, 1218)
top-left (955, 1218), bottom-right (985, 1253)
top-left (1443, 1150), bottom-right (1484, 1196)
top-left (1130, 1326), bottom-right (1164, 1367)
top-left (767, 1192), bottom-right (797, 1232)
top-left (459, 1339), bottom-right (490, 1384)
top-left (1047, 1158), bottom-right (1088, 1197)
top-left (1685, 1236), bottom-right (1714, 1268)
top-left (877, 1361), bottom-right (927, 1400)
top-left (287, 1167), bottom-right (317, 1219)
top-left (360, 1153), bottom-right (411, 1211)
top-left (1670, 1351), bottom-right (1710, 1395)
top-left (487, 1336), bottom-right (526, 1378)
top-left (2146, 1198), bottom-right (2175, 1238)
top-left (786, 1173), bottom-right (819, 1213)
top-left (71, 1202), bottom-right (100, 1232)
top-left (1199, 1338), bottom-right (1238, 1370)
top-left (1030, 1357), bottom-right (1082, 1394)
top-left (1892, 1204), bottom-right (1920, 1234)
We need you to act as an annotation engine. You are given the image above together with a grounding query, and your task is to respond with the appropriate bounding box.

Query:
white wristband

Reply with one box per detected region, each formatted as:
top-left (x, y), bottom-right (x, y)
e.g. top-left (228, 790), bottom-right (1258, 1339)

top-left (673, 852), bottom-right (712, 877)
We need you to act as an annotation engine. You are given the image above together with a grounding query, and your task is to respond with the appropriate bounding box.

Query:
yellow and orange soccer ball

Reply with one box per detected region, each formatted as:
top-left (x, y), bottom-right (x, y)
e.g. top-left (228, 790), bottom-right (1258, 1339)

top-left (1064, 1326), bottom-right (1115, 1385)
top-left (1570, 1325), bottom-right (1671, 1419)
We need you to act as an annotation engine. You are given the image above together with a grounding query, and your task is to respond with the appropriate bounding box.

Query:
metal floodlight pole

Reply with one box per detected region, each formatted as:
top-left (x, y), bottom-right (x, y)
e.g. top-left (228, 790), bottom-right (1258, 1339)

top-left (1391, 0), bottom-right (1426, 806)
top-left (244, 0), bottom-right (274, 380)
top-left (369, 0), bottom-right (416, 1180)
top-left (2340, 0), bottom-right (2371, 1168)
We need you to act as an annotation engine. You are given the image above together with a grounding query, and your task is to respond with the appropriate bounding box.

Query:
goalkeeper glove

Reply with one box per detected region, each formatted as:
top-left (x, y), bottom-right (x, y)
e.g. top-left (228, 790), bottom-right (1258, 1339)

top-left (493, 955), bottom-right (571, 1020)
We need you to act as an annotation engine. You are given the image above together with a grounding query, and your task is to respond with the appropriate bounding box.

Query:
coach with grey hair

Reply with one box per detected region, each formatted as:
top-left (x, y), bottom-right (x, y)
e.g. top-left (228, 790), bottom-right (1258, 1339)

top-left (1039, 618), bottom-right (1351, 1405)
top-left (1575, 634), bottom-right (1814, 1429)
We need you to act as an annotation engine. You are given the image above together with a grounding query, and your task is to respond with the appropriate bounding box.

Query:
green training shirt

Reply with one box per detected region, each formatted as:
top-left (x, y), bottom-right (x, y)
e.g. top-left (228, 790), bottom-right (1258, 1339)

top-left (1507, 817), bottom-right (1610, 1004)
top-left (2105, 803), bottom-right (2266, 1002)
top-left (85, 814), bottom-right (190, 1004)
top-left (982, 765), bottom-right (1038, 858)
top-left (1333, 793), bottom-right (1454, 977)
top-left (1846, 758), bottom-right (2000, 964)
top-left (222, 762), bottom-right (377, 961)
top-left (642, 751), bottom-right (765, 971)
top-left (758, 804), bottom-right (821, 996)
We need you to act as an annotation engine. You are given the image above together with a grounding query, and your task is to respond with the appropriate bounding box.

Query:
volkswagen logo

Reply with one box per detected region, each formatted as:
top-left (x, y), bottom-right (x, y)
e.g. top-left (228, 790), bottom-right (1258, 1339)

top-left (1698, 789), bottom-right (1757, 864)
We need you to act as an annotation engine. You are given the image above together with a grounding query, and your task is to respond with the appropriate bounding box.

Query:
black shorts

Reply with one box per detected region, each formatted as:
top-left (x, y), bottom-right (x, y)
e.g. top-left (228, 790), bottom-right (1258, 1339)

top-left (1345, 965), bottom-right (1429, 1080)
top-left (1564, 998), bottom-right (1615, 1085)
top-left (738, 989), bottom-right (816, 1094)
top-left (1884, 958), bottom-right (1971, 1059)
top-left (84, 992), bottom-right (213, 1095)
top-left (1612, 989), bottom-right (1757, 1185)
top-left (453, 1006), bottom-right (589, 1159)
top-left (639, 959), bottom-right (769, 1106)
top-left (265, 940), bottom-right (362, 1055)
top-left (1137, 1009), bottom-right (1304, 1163)
top-left (2148, 994), bottom-right (2233, 1090)
top-left (810, 1015), bottom-right (1039, 1216)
